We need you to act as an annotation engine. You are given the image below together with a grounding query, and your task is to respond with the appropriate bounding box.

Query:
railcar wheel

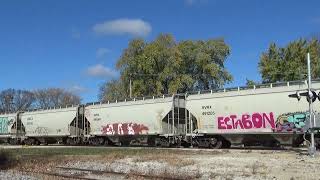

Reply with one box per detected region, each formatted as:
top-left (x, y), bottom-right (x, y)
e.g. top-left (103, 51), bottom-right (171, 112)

top-left (147, 137), bottom-right (156, 147)
top-left (8, 138), bottom-right (17, 145)
top-left (89, 137), bottom-right (105, 146)
top-left (120, 139), bottom-right (131, 147)
top-left (41, 139), bottom-right (48, 145)
top-left (222, 140), bottom-right (231, 148)
top-left (24, 139), bottom-right (30, 145)
top-left (212, 140), bottom-right (223, 149)
top-left (158, 138), bottom-right (170, 147)
top-left (181, 141), bottom-right (190, 148)
top-left (66, 138), bottom-right (72, 145)
top-left (263, 140), bottom-right (280, 148)
top-left (97, 137), bottom-right (104, 145)
top-left (315, 138), bottom-right (320, 150)
top-left (205, 137), bottom-right (222, 149)
top-left (66, 138), bottom-right (80, 146)
top-left (24, 138), bottom-right (36, 146)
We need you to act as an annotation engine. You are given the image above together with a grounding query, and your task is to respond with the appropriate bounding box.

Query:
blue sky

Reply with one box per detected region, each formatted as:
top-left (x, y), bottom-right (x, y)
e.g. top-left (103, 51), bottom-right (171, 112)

top-left (0, 0), bottom-right (319, 102)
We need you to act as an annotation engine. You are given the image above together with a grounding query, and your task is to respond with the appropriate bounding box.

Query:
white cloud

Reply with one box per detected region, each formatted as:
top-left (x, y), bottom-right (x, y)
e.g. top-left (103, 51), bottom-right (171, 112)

top-left (86, 64), bottom-right (117, 78)
top-left (96, 48), bottom-right (110, 58)
top-left (92, 18), bottom-right (152, 37)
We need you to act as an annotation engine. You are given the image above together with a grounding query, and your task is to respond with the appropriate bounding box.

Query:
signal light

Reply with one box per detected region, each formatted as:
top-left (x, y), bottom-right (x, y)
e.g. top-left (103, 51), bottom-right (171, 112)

top-left (288, 91), bottom-right (301, 101)
top-left (299, 91), bottom-right (317, 103)
top-left (307, 91), bottom-right (317, 103)
top-left (289, 91), bottom-right (319, 102)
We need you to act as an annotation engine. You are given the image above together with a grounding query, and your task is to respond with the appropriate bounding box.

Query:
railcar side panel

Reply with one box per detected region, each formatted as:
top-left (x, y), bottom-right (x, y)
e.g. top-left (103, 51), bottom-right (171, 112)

top-left (186, 82), bottom-right (320, 134)
top-left (21, 107), bottom-right (77, 137)
top-left (0, 113), bottom-right (16, 137)
top-left (86, 97), bottom-right (173, 136)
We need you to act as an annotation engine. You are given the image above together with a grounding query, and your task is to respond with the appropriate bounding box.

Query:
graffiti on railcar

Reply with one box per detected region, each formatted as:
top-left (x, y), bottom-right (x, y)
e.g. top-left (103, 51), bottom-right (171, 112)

top-left (274, 112), bottom-right (307, 132)
top-left (8, 119), bottom-right (14, 126)
top-left (217, 112), bottom-right (276, 130)
top-left (0, 117), bottom-right (9, 134)
top-left (34, 127), bottom-right (49, 135)
top-left (101, 123), bottom-right (149, 135)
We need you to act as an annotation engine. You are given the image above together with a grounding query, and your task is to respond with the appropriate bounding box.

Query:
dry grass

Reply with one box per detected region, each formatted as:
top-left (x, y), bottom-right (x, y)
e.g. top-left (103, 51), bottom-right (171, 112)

top-left (0, 147), bottom-right (227, 179)
top-left (133, 154), bottom-right (195, 167)
top-left (244, 161), bottom-right (267, 176)
top-left (1, 147), bottom-right (204, 171)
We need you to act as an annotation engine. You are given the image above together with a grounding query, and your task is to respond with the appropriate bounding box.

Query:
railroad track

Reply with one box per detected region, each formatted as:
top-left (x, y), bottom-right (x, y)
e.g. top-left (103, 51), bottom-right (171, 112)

top-left (0, 144), bottom-right (307, 152)
top-left (21, 170), bottom-right (96, 180)
top-left (56, 166), bottom-right (194, 180)
top-left (23, 166), bottom-right (194, 180)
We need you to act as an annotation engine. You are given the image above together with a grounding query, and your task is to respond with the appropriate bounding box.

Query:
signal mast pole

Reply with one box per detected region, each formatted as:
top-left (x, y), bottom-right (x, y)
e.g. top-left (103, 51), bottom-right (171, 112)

top-left (307, 53), bottom-right (316, 157)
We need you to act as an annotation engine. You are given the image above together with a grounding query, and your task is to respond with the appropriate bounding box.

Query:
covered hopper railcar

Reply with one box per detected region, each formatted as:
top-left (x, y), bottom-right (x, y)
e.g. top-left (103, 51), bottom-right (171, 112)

top-left (186, 80), bottom-right (320, 148)
top-left (0, 79), bottom-right (319, 149)
top-left (5, 105), bottom-right (89, 145)
top-left (84, 95), bottom-right (193, 146)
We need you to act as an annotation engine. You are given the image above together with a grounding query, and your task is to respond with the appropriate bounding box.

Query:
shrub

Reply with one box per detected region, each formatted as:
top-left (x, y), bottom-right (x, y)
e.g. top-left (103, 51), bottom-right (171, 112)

top-left (0, 150), bottom-right (16, 169)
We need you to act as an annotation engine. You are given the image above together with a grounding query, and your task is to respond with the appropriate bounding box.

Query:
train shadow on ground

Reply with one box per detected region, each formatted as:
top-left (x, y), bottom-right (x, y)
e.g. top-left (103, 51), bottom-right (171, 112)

top-left (228, 145), bottom-right (309, 155)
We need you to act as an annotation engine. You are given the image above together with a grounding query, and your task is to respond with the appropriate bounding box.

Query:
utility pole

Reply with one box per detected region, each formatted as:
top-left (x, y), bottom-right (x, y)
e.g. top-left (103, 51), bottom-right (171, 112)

top-left (307, 53), bottom-right (316, 157)
top-left (129, 74), bottom-right (132, 99)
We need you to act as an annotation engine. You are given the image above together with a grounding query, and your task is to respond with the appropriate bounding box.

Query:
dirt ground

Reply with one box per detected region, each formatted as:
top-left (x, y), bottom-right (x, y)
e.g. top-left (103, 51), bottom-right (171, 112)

top-left (1, 146), bottom-right (320, 180)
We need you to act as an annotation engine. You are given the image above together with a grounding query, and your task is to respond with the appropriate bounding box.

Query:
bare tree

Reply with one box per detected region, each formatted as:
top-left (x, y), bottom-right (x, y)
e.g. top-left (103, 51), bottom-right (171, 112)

top-left (33, 89), bottom-right (51, 109)
top-left (14, 90), bottom-right (35, 111)
top-left (61, 91), bottom-right (81, 106)
top-left (0, 89), bottom-right (35, 113)
top-left (0, 89), bottom-right (15, 113)
top-left (34, 88), bottom-right (81, 109)
top-left (0, 88), bottom-right (80, 112)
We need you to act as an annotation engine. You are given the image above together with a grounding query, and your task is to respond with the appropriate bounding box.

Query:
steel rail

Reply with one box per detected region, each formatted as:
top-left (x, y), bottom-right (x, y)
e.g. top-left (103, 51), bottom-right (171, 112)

top-left (56, 166), bottom-right (197, 180)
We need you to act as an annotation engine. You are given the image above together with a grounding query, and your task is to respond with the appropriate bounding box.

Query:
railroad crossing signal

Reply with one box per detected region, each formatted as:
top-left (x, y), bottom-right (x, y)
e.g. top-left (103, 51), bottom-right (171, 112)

top-left (288, 53), bottom-right (317, 157)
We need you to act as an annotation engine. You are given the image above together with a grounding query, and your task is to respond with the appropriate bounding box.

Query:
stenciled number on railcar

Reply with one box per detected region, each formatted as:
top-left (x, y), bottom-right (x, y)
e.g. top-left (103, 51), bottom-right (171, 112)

top-left (26, 117), bottom-right (33, 125)
top-left (201, 105), bottom-right (215, 116)
top-left (93, 113), bottom-right (101, 121)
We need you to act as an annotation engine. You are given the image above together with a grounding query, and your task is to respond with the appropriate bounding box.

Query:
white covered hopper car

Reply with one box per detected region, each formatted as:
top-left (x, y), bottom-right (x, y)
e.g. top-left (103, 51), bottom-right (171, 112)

top-left (186, 80), bottom-right (320, 148)
top-left (0, 79), bottom-right (320, 149)
top-left (85, 96), bottom-right (174, 146)
top-left (20, 106), bottom-right (85, 145)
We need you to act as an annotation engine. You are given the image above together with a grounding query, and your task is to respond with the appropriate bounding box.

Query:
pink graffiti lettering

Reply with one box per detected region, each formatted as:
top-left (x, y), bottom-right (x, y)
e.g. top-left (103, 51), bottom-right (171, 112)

top-left (118, 124), bottom-right (124, 135)
top-left (217, 112), bottom-right (276, 130)
top-left (101, 123), bottom-right (149, 135)
top-left (127, 123), bottom-right (135, 135)
top-left (105, 124), bottom-right (114, 135)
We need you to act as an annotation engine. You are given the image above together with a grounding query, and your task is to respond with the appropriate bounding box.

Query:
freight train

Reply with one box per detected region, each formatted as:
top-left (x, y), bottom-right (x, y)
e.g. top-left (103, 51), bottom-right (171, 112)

top-left (1, 79), bottom-right (320, 149)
